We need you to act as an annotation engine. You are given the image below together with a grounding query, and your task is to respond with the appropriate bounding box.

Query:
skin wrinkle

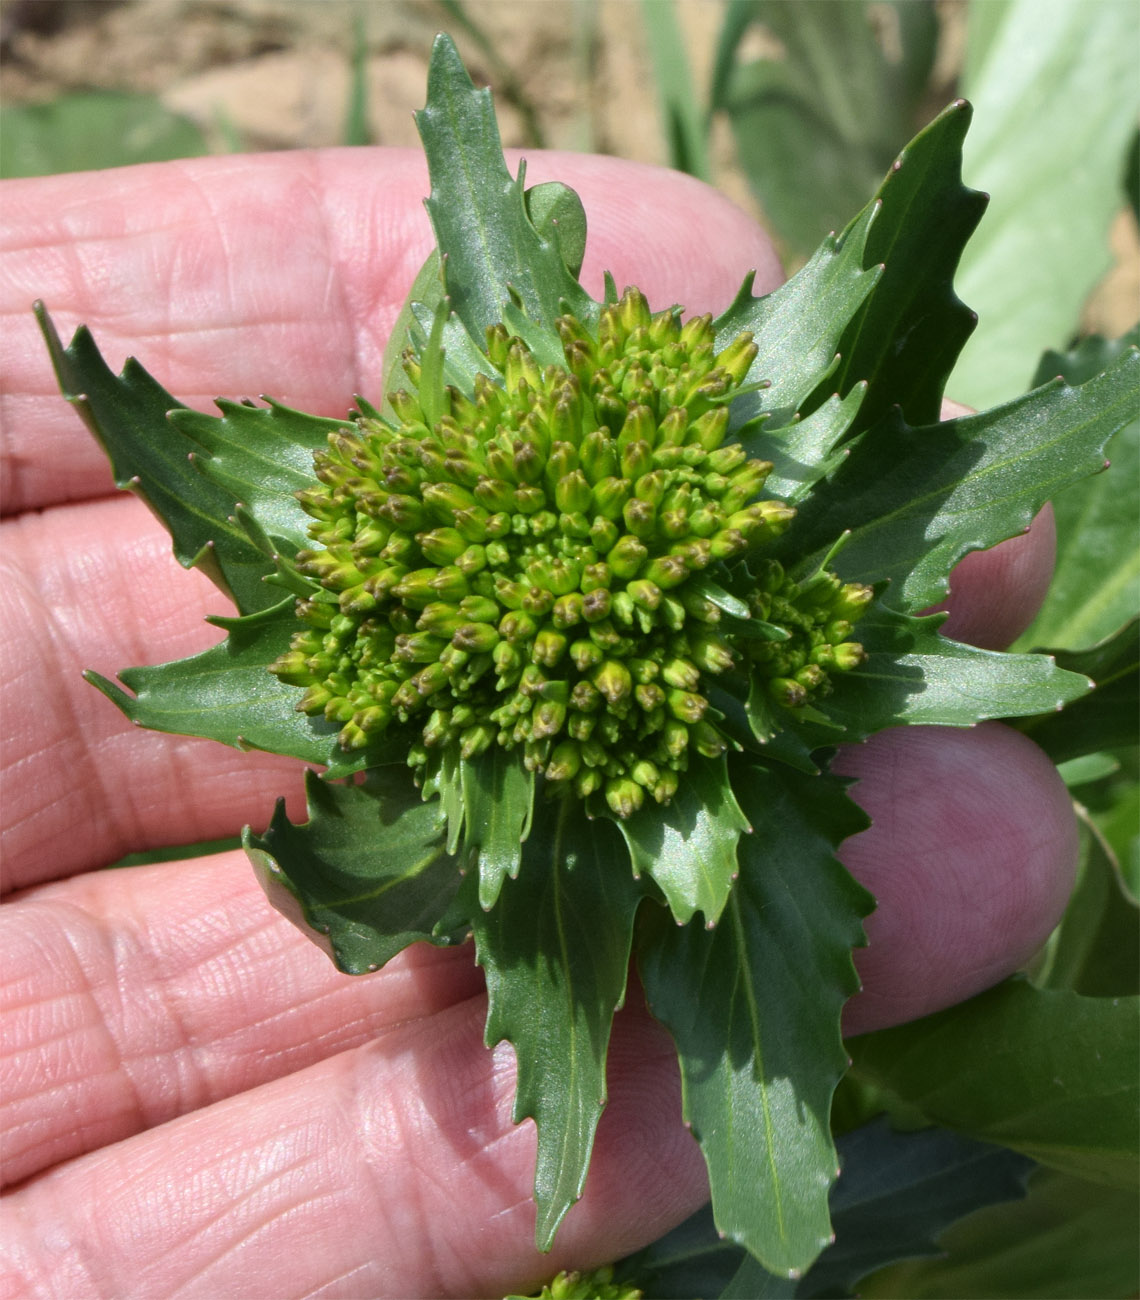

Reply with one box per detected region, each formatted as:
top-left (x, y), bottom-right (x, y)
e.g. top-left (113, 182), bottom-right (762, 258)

top-left (1, 865), bottom-right (486, 1181)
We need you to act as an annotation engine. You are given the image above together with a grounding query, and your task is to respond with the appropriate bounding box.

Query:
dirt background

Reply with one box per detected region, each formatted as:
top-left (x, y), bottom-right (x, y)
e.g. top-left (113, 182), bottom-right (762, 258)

top-left (1, 0), bottom-right (1135, 327)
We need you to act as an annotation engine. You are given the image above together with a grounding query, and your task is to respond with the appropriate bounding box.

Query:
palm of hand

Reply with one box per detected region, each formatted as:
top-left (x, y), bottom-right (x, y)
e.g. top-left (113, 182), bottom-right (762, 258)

top-left (0, 150), bottom-right (1074, 1299)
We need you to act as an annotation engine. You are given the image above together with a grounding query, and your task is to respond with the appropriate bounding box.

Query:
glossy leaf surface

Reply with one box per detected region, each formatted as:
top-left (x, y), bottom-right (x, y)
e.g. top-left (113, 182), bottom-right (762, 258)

top-left (84, 599), bottom-right (356, 770)
top-left (415, 34), bottom-right (593, 346)
top-left (638, 763), bottom-right (871, 1276)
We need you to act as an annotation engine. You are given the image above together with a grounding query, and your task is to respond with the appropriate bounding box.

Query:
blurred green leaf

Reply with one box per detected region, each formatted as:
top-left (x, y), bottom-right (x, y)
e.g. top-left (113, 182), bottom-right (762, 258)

top-left (950, 0), bottom-right (1140, 408)
top-left (849, 979), bottom-right (1140, 1189)
top-left (0, 91), bottom-right (208, 178)
top-left (1016, 618), bottom-right (1139, 765)
top-left (1033, 815), bottom-right (1140, 997)
top-left (709, 1), bottom-right (938, 260)
top-left (860, 1166), bottom-right (1140, 1299)
top-left (1018, 331), bottom-right (1140, 653)
top-left (640, 0), bottom-right (710, 180)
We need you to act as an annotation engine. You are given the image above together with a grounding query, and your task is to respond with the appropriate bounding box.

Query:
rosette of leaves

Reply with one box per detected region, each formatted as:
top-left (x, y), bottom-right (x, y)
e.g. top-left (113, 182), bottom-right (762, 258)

top-left (37, 35), bottom-right (1138, 1281)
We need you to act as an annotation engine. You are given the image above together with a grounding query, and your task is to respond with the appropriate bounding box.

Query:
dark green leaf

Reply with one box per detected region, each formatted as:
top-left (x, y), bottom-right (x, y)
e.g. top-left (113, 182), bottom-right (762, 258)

top-left (85, 598), bottom-right (360, 772)
top-left (472, 804), bottom-right (644, 1248)
top-left (36, 304), bottom-right (281, 613)
top-left (618, 1120), bottom-right (1031, 1299)
top-left (825, 100), bottom-right (987, 433)
top-left (849, 979), bottom-right (1140, 1188)
top-left (639, 0), bottom-right (711, 181)
top-left (1019, 330), bottom-right (1140, 652)
top-left (638, 762), bottom-right (871, 1277)
top-left (1015, 619), bottom-right (1139, 764)
top-left (244, 769), bottom-right (463, 974)
top-left (819, 604), bottom-right (1092, 738)
top-left (1033, 816), bottom-right (1140, 998)
top-left (617, 755), bottom-right (750, 925)
top-left (860, 1167), bottom-right (1140, 1300)
top-left (415, 35), bottom-right (593, 349)
top-left (1, 91), bottom-right (207, 178)
top-left (782, 347), bottom-right (1140, 611)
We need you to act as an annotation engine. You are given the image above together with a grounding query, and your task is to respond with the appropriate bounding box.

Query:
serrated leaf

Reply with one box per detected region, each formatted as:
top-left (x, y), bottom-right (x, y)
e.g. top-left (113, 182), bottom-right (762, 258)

top-left (616, 755), bottom-right (750, 926)
top-left (747, 384), bottom-right (867, 503)
top-left (415, 34), bottom-right (593, 349)
top-left (459, 747), bottom-right (535, 910)
top-left (244, 769), bottom-right (463, 974)
top-left (849, 978), bottom-right (1140, 1189)
top-left (35, 304), bottom-right (280, 614)
top-left (472, 805), bottom-right (644, 1248)
top-left (1019, 330), bottom-right (1140, 652)
top-left (169, 397), bottom-right (344, 555)
top-left (617, 1121), bottom-right (1034, 1300)
top-left (950, 0), bottom-right (1140, 409)
top-left (714, 203), bottom-right (879, 429)
top-left (85, 597), bottom-right (359, 772)
top-left (781, 347), bottom-right (1140, 611)
top-left (638, 762), bottom-right (872, 1277)
top-left (1015, 618), bottom-right (1139, 764)
top-left (860, 1166), bottom-right (1140, 1300)
top-left (825, 100), bottom-right (988, 433)
top-left (819, 603), bottom-right (1092, 738)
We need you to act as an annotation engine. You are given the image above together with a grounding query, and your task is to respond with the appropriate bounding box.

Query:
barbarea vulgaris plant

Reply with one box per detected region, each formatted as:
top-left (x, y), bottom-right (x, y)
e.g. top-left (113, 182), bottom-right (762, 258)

top-left (37, 35), bottom-right (1138, 1280)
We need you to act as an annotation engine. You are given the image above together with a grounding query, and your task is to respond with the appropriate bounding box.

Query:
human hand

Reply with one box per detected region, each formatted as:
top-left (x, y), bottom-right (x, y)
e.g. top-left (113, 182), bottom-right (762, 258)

top-left (1, 151), bottom-right (1075, 1299)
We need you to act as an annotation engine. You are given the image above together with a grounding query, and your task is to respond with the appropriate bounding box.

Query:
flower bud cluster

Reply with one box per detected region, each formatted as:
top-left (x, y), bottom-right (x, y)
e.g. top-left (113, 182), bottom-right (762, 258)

top-left (271, 288), bottom-right (866, 817)
top-left (744, 560), bottom-right (872, 709)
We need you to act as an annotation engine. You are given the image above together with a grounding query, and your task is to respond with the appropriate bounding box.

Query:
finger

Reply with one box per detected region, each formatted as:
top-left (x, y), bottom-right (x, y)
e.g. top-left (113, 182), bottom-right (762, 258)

top-left (0, 852), bottom-right (482, 1189)
top-left (5, 720), bottom-right (1074, 1186)
top-left (931, 399), bottom-right (1058, 649)
top-left (2, 978), bottom-right (705, 1300)
top-left (836, 722), bottom-right (1078, 1035)
top-left (933, 504), bottom-right (1057, 649)
top-left (1, 151), bottom-right (780, 514)
top-left (0, 495), bottom-right (308, 892)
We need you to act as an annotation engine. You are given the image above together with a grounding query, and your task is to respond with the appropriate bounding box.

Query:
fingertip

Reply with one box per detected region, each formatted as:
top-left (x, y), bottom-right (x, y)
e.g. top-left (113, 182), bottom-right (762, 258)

top-left (933, 504), bottom-right (1057, 649)
top-left (834, 723), bottom-right (1078, 1036)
